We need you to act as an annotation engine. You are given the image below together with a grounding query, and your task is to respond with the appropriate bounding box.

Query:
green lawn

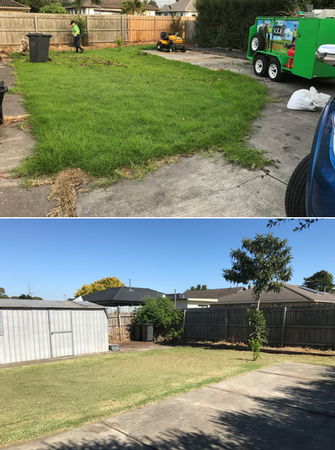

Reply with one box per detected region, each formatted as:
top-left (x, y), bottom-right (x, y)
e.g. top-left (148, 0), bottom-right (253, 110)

top-left (1, 346), bottom-right (334, 447)
top-left (10, 46), bottom-right (271, 179)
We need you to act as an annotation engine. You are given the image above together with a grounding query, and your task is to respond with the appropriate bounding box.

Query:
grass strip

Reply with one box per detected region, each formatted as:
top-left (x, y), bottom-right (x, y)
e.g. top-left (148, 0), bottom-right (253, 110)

top-left (10, 46), bottom-right (272, 178)
top-left (0, 346), bottom-right (334, 447)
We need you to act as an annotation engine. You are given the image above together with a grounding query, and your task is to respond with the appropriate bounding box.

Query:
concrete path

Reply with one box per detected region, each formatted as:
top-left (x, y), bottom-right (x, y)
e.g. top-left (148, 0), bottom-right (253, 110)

top-left (0, 62), bottom-right (55, 217)
top-left (7, 362), bottom-right (335, 449)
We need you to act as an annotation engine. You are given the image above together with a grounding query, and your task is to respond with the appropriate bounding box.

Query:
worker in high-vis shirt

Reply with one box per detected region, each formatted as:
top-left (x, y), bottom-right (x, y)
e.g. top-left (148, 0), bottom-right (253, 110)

top-left (71, 20), bottom-right (84, 54)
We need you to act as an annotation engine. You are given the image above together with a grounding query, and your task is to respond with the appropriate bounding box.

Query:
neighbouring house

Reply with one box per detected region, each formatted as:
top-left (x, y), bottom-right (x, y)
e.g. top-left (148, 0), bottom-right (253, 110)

top-left (210, 284), bottom-right (335, 308)
top-left (158, 0), bottom-right (196, 17)
top-left (0, 299), bottom-right (108, 365)
top-left (67, 0), bottom-right (160, 15)
top-left (143, 3), bottom-right (160, 16)
top-left (80, 286), bottom-right (165, 307)
top-left (67, 0), bottom-right (123, 15)
top-left (81, 286), bottom-right (220, 309)
top-left (167, 292), bottom-right (218, 309)
top-left (0, 0), bottom-right (30, 13)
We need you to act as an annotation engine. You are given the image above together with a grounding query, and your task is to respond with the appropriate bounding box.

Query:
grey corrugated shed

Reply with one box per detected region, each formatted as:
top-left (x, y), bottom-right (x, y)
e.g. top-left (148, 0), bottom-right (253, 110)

top-left (0, 300), bottom-right (108, 364)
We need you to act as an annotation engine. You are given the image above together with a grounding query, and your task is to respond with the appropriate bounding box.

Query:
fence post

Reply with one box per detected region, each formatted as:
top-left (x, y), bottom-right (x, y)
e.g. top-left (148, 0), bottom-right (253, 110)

top-left (118, 306), bottom-right (123, 341)
top-left (86, 15), bottom-right (89, 46)
top-left (130, 15), bottom-right (132, 44)
top-left (155, 16), bottom-right (157, 42)
top-left (281, 307), bottom-right (287, 347)
top-left (182, 309), bottom-right (187, 338)
top-left (121, 15), bottom-right (123, 43)
top-left (34, 15), bottom-right (38, 33)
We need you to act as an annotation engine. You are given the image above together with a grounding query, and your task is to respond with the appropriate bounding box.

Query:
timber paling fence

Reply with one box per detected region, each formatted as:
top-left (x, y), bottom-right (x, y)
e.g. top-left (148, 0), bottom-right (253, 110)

top-left (183, 305), bottom-right (335, 349)
top-left (108, 310), bottom-right (135, 342)
top-left (0, 13), bottom-right (195, 48)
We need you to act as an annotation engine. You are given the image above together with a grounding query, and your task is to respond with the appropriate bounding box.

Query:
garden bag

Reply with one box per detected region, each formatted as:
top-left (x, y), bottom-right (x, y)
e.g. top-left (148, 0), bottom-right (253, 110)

top-left (287, 87), bottom-right (330, 111)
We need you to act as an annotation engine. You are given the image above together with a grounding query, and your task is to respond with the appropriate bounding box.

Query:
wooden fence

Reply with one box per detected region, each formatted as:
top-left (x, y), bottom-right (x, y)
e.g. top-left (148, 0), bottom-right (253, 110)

top-left (0, 13), bottom-right (195, 47)
top-left (183, 305), bottom-right (335, 348)
top-left (108, 310), bottom-right (135, 343)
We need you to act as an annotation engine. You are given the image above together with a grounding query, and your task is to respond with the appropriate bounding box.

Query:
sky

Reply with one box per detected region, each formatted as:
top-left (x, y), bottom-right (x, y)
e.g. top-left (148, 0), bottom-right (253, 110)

top-left (1, 218), bottom-right (334, 301)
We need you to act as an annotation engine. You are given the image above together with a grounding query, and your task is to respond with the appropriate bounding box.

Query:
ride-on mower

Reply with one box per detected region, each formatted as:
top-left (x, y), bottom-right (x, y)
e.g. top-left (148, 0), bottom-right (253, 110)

top-left (156, 32), bottom-right (186, 52)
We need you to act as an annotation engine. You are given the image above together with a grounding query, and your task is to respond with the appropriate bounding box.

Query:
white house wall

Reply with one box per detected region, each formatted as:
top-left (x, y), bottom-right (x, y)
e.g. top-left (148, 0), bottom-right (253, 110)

top-left (0, 309), bottom-right (108, 365)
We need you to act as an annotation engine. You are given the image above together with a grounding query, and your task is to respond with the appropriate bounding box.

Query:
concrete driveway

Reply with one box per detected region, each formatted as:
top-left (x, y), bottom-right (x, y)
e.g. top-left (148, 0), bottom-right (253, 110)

top-left (76, 49), bottom-right (335, 217)
top-left (7, 362), bottom-right (335, 449)
top-left (1, 49), bottom-right (334, 217)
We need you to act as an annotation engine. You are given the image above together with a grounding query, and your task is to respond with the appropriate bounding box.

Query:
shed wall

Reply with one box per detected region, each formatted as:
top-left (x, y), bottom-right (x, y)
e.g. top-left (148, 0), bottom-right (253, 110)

top-left (0, 309), bottom-right (108, 364)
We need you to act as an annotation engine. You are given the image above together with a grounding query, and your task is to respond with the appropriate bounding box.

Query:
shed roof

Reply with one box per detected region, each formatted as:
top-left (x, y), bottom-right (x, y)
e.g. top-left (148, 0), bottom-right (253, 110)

top-left (214, 284), bottom-right (335, 306)
top-left (0, 299), bottom-right (105, 309)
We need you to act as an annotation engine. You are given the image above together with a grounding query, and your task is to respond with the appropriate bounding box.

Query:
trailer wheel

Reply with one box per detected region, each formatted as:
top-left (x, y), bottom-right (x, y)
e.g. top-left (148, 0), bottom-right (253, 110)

top-left (285, 154), bottom-right (309, 217)
top-left (253, 54), bottom-right (268, 77)
top-left (268, 58), bottom-right (285, 82)
top-left (250, 33), bottom-right (265, 54)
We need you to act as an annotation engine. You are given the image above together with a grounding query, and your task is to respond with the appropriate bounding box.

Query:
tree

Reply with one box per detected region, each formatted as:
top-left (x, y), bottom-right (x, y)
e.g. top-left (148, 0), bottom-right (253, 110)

top-left (189, 285), bottom-right (207, 291)
top-left (267, 219), bottom-right (318, 232)
top-left (74, 276), bottom-right (125, 298)
top-left (303, 270), bottom-right (334, 292)
top-left (133, 296), bottom-right (183, 340)
top-left (39, 3), bottom-right (68, 13)
top-left (121, 0), bottom-right (144, 15)
top-left (18, 294), bottom-right (33, 299)
top-left (148, 0), bottom-right (158, 6)
top-left (222, 233), bottom-right (293, 310)
top-left (19, 0), bottom-right (50, 13)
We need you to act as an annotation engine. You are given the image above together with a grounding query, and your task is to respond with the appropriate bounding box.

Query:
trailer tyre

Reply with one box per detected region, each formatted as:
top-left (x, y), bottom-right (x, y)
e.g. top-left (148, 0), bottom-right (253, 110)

top-left (250, 33), bottom-right (265, 54)
top-left (268, 58), bottom-right (284, 82)
top-left (253, 54), bottom-right (268, 77)
top-left (285, 154), bottom-right (309, 217)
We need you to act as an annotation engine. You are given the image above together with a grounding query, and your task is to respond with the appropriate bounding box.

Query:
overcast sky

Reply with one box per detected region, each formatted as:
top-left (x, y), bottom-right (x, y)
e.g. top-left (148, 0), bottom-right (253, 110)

top-left (1, 218), bottom-right (333, 301)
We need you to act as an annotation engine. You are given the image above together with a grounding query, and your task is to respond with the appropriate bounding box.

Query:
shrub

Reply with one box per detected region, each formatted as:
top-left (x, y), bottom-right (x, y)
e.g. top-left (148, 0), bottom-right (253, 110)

top-left (39, 3), bottom-right (68, 13)
top-left (194, 0), bottom-right (333, 50)
top-left (169, 15), bottom-right (185, 36)
top-left (73, 17), bottom-right (88, 47)
top-left (133, 296), bottom-right (183, 340)
top-left (246, 308), bottom-right (269, 360)
top-left (116, 36), bottom-right (122, 51)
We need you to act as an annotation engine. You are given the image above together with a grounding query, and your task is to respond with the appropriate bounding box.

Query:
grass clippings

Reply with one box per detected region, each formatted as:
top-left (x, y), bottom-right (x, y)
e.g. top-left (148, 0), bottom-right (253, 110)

top-left (46, 168), bottom-right (89, 217)
top-left (2, 114), bottom-right (29, 126)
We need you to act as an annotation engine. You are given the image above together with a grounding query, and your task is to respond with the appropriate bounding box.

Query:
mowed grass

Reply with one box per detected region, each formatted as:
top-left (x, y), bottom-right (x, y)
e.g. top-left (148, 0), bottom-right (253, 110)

top-left (0, 346), bottom-right (334, 447)
top-left (11, 46), bottom-right (271, 178)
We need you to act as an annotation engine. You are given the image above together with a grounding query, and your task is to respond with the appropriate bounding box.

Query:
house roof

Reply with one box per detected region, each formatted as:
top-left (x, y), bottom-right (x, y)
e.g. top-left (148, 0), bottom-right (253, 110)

top-left (0, 299), bottom-right (105, 309)
top-left (214, 284), bottom-right (335, 306)
top-left (0, 0), bottom-right (30, 10)
top-left (183, 287), bottom-right (245, 299)
top-left (143, 4), bottom-right (159, 11)
top-left (160, 0), bottom-right (196, 13)
top-left (81, 287), bottom-right (164, 305)
top-left (67, 0), bottom-right (123, 10)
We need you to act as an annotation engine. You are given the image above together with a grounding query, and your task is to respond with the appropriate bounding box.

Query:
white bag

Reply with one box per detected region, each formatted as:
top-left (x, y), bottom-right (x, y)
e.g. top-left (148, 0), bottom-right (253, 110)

top-left (287, 87), bottom-right (330, 111)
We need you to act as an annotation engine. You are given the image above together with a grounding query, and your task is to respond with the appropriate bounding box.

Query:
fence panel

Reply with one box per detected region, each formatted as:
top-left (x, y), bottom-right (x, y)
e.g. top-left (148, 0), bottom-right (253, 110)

top-left (184, 305), bottom-right (335, 348)
top-left (0, 14), bottom-right (195, 47)
top-left (108, 311), bottom-right (135, 342)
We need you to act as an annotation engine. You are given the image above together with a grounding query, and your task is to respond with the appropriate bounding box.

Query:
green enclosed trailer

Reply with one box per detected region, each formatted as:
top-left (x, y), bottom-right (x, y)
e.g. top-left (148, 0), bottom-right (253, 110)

top-left (247, 15), bottom-right (335, 82)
